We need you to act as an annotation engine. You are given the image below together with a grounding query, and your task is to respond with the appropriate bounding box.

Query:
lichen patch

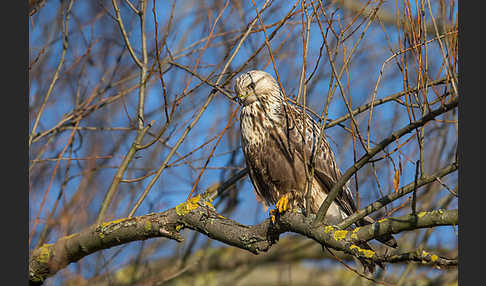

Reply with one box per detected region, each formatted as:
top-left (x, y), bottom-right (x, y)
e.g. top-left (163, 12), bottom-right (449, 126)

top-left (144, 220), bottom-right (152, 232)
top-left (351, 227), bottom-right (360, 240)
top-left (349, 245), bottom-right (375, 258)
top-left (176, 194), bottom-right (201, 216)
top-left (417, 211), bottom-right (427, 218)
top-left (323, 225), bottom-right (334, 234)
top-left (204, 201), bottom-right (216, 210)
top-left (99, 217), bottom-right (130, 229)
top-left (37, 244), bottom-right (53, 264)
top-left (333, 230), bottom-right (348, 241)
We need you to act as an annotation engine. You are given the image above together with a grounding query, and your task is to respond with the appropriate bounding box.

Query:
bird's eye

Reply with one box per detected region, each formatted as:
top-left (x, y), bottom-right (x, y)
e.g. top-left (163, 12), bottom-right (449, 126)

top-left (248, 82), bottom-right (256, 89)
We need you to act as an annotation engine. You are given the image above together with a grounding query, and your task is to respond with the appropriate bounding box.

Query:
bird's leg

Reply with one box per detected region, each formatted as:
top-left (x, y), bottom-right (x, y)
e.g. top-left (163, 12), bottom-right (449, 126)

top-left (300, 207), bottom-right (307, 217)
top-left (269, 209), bottom-right (278, 224)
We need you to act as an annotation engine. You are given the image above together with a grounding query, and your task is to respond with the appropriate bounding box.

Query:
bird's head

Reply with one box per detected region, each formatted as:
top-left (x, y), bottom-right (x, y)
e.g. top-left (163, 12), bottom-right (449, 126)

top-left (234, 70), bottom-right (283, 107)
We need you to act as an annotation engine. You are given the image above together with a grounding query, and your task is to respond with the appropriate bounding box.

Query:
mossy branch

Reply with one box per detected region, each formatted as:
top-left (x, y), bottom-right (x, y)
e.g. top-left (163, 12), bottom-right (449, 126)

top-left (29, 191), bottom-right (457, 285)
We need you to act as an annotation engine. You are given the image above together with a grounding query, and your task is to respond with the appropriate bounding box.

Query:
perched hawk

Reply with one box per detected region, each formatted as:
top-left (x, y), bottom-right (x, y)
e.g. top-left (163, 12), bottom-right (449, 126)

top-left (235, 70), bottom-right (397, 272)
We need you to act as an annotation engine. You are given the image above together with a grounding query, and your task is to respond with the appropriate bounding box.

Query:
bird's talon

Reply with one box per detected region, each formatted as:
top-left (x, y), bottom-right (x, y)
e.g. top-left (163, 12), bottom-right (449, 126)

top-left (276, 195), bottom-right (289, 213)
top-left (269, 209), bottom-right (277, 223)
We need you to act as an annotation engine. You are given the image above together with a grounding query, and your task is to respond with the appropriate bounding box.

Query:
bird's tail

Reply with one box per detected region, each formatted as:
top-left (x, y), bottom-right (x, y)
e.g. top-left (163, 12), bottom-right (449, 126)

top-left (356, 241), bottom-right (384, 274)
top-left (358, 215), bottom-right (398, 248)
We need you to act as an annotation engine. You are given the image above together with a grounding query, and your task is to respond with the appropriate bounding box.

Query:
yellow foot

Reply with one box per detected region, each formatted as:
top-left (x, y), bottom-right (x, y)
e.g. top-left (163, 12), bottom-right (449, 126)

top-left (275, 194), bottom-right (289, 213)
top-left (269, 209), bottom-right (277, 224)
top-left (269, 195), bottom-right (290, 223)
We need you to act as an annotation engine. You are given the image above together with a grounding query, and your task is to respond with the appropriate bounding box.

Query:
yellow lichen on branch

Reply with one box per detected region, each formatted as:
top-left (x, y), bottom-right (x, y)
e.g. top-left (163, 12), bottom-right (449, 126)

top-left (176, 194), bottom-right (202, 216)
top-left (351, 227), bottom-right (360, 239)
top-left (417, 211), bottom-right (427, 218)
top-left (333, 230), bottom-right (348, 241)
top-left (99, 217), bottom-right (131, 229)
top-left (323, 225), bottom-right (334, 233)
top-left (37, 243), bottom-right (53, 264)
top-left (204, 201), bottom-right (216, 210)
top-left (422, 250), bottom-right (439, 263)
top-left (349, 245), bottom-right (375, 258)
top-left (144, 220), bottom-right (152, 231)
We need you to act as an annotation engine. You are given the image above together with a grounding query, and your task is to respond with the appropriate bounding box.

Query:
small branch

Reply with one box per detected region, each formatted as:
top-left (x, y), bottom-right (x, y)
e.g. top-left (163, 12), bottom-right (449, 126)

top-left (322, 76), bottom-right (451, 130)
top-left (95, 122), bottom-right (153, 225)
top-left (334, 0), bottom-right (449, 37)
top-left (29, 0), bottom-right (47, 16)
top-left (412, 160), bottom-right (420, 214)
top-left (168, 60), bottom-right (235, 101)
top-left (136, 0), bottom-right (148, 131)
top-left (29, 0), bottom-right (74, 147)
top-left (382, 250), bottom-right (457, 267)
top-left (127, 89), bottom-right (219, 217)
top-left (313, 98), bottom-right (458, 227)
top-left (123, 0), bottom-right (139, 14)
top-left (337, 162), bottom-right (457, 229)
top-left (111, 0), bottom-right (144, 69)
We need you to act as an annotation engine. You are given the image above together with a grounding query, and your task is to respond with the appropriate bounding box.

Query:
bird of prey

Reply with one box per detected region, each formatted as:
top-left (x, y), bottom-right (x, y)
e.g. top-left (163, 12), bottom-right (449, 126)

top-left (234, 70), bottom-right (397, 273)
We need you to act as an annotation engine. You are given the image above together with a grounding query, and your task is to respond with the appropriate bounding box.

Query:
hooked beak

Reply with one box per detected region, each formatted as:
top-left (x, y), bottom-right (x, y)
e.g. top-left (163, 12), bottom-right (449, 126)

top-left (236, 93), bottom-right (257, 106)
top-left (235, 94), bottom-right (248, 105)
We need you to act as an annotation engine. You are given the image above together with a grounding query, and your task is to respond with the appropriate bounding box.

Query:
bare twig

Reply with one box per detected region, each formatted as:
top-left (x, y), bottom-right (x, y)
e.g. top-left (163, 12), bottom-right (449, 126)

top-left (313, 98), bottom-right (458, 227)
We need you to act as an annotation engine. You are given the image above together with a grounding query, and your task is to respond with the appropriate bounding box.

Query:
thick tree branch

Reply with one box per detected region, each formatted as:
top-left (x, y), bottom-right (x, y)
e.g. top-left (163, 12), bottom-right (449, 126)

top-left (29, 190), bottom-right (457, 285)
top-left (82, 235), bottom-right (457, 286)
